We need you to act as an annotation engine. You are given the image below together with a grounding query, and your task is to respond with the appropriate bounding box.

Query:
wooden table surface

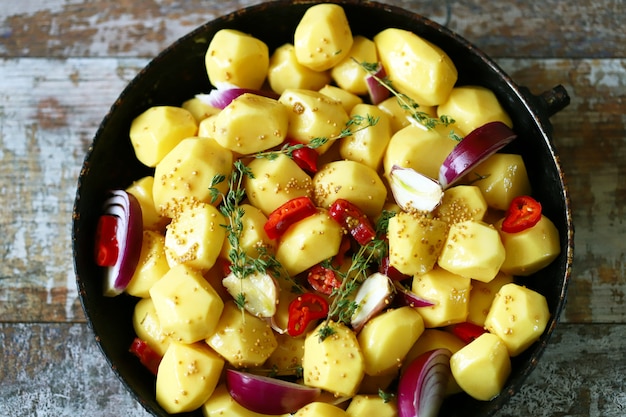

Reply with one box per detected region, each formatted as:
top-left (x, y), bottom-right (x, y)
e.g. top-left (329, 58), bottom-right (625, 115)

top-left (1, 0), bottom-right (625, 416)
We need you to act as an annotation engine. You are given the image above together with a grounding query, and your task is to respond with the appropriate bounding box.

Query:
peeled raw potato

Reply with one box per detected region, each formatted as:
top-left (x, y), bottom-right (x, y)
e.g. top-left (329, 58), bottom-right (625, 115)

top-left (205, 29), bottom-right (269, 89)
top-left (294, 3), bottom-right (353, 71)
top-left (268, 43), bottom-right (332, 94)
top-left (129, 106), bottom-right (198, 167)
top-left (374, 28), bottom-right (457, 106)
top-left (212, 93), bottom-right (288, 154)
top-left (156, 342), bottom-right (224, 413)
top-left (484, 283), bottom-right (550, 356)
top-left (450, 333), bottom-right (511, 401)
top-left (149, 264), bottom-right (224, 344)
top-left (496, 215), bottom-right (561, 276)
top-left (437, 85), bottom-right (513, 136)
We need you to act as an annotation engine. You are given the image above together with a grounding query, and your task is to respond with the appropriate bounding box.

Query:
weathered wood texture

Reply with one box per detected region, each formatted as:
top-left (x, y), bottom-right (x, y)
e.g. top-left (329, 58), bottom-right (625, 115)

top-left (1, 0), bottom-right (625, 416)
top-left (2, 1), bottom-right (624, 59)
top-left (1, 323), bottom-right (625, 416)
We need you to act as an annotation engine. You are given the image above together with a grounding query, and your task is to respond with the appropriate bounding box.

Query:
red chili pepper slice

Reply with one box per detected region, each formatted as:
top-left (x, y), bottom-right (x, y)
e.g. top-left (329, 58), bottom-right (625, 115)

top-left (264, 196), bottom-right (318, 240)
top-left (307, 264), bottom-right (342, 295)
top-left (129, 337), bottom-right (162, 375)
top-left (94, 214), bottom-right (119, 267)
top-left (450, 322), bottom-right (487, 344)
top-left (501, 195), bottom-right (542, 233)
top-left (287, 140), bottom-right (319, 174)
top-left (328, 199), bottom-right (376, 245)
top-left (287, 293), bottom-right (329, 337)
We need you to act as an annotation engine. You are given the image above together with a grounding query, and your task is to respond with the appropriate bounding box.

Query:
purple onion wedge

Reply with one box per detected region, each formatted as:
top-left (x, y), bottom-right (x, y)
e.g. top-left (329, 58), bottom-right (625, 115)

top-left (226, 369), bottom-right (321, 415)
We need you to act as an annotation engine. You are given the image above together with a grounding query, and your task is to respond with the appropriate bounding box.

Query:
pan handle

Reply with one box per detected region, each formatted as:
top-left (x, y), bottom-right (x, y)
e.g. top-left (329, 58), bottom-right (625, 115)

top-left (537, 85), bottom-right (570, 118)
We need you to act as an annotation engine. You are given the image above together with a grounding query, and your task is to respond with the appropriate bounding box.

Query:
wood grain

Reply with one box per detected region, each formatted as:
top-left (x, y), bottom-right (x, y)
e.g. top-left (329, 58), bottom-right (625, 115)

top-left (1, 1), bottom-right (623, 59)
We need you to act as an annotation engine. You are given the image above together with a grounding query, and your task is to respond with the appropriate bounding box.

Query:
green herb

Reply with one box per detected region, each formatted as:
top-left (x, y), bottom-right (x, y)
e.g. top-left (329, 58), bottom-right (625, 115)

top-left (378, 388), bottom-right (395, 403)
top-left (209, 160), bottom-right (304, 297)
top-left (375, 209), bottom-right (397, 236)
top-left (234, 292), bottom-right (247, 310)
top-left (354, 58), bottom-right (462, 139)
top-left (317, 237), bottom-right (388, 341)
top-left (252, 114), bottom-right (379, 162)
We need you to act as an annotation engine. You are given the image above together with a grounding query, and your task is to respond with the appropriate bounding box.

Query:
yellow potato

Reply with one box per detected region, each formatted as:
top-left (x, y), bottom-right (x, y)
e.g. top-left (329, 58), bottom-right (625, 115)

top-left (387, 211), bottom-right (448, 276)
top-left (265, 333), bottom-right (305, 372)
top-left (383, 124), bottom-right (457, 180)
top-left (449, 333), bottom-right (511, 401)
top-left (129, 106), bottom-right (198, 167)
top-left (275, 209), bottom-right (343, 276)
top-left (339, 103), bottom-right (392, 171)
top-left (467, 271), bottom-right (514, 326)
top-left (164, 200), bottom-right (226, 271)
top-left (205, 29), bottom-right (269, 89)
top-left (268, 43), bottom-right (332, 94)
top-left (318, 84), bottom-right (363, 113)
top-left (244, 154), bottom-right (313, 216)
top-left (302, 321), bottom-right (365, 397)
top-left (293, 402), bottom-right (349, 417)
top-left (125, 230), bottom-right (170, 298)
top-left (149, 264), bottom-right (224, 344)
top-left (125, 176), bottom-right (169, 231)
top-left (331, 35), bottom-right (378, 95)
top-left (434, 185), bottom-right (488, 225)
top-left (313, 160), bottom-right (387, 218)
top-left (219, 203), bottom-right (275, 260)
top-left (279, 88), bottom-right (350, 153)
top-left (374, 28), bottom-right (457, 106)
top-left (411, 266), bottom-right (471, 328)
top-left (345, 395), bottom-right (397, 417)
top-left (496, 215), bottom-right (561, 276)
top-left (484, 283), bottom-right (550, 356)
top-left (438, 220), bottom-right (506, 283)
top-left (357, 307), bottom-right (425, 375)
top-left (466, 153), bottom-right (532, 211)
top-left (132, 297), bottom-right (171, 357)
top-left (437, 85), bottom-right (513, 136)
top-left (181, 97), bottom-right (220, 123)
top-left (213, 93), bottom-right (289, 154)
top-left (206, 301), bottom-right (278, 367)
top-left (153, 137), bottom-right (233, 217)
top-left (156, 342), bottom-right (224, 414)
top-left (294, 3), bottom-right (353, 71)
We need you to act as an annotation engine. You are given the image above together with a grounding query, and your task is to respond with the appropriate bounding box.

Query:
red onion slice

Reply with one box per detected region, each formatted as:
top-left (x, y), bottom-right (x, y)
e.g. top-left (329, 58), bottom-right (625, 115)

top-left (101, 190), bottom-right (143, 297)
top-left (398, 348), bottom-right (452, 417)
top-left (438, 121), bottom-right (517, 189)
top-left (393, 281), bottom-right (436, 308)
top-left (196, 88), bottom-right (280, 109)
top-left (365, 63), bottom-right (390, 105)
top-left (226, 369), bottom-right (321, 415)
top-left (389, 165), bottom-right (443, 213)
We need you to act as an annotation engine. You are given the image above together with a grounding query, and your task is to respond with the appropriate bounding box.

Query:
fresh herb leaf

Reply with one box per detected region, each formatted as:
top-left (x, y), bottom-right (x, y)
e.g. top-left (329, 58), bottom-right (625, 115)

top-left (318, 237), bottom-right (388, 341)
top-left (378, 388), bottom-right (395, 403)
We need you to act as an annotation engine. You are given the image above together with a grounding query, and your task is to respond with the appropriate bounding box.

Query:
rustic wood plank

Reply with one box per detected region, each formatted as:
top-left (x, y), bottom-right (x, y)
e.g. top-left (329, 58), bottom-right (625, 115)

top-left (0, 0), bottom-right (623, 59)
top-left (0, 57), bottom-right (148, 323)
top-left (1, 322), bottom-right (624, 416)
top-left (0, 56), bottom-right (624, 323)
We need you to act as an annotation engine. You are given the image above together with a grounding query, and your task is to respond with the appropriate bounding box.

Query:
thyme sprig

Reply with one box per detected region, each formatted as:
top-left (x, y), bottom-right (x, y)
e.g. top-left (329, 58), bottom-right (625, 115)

top-left (252, 113), bottom-right (379, 161)
top-left (317, 237), bottom-right (388, 341)
top-left (209, 160), bottom-right (304, 299)
top-left (354, 59), bottom-right (463, 141)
